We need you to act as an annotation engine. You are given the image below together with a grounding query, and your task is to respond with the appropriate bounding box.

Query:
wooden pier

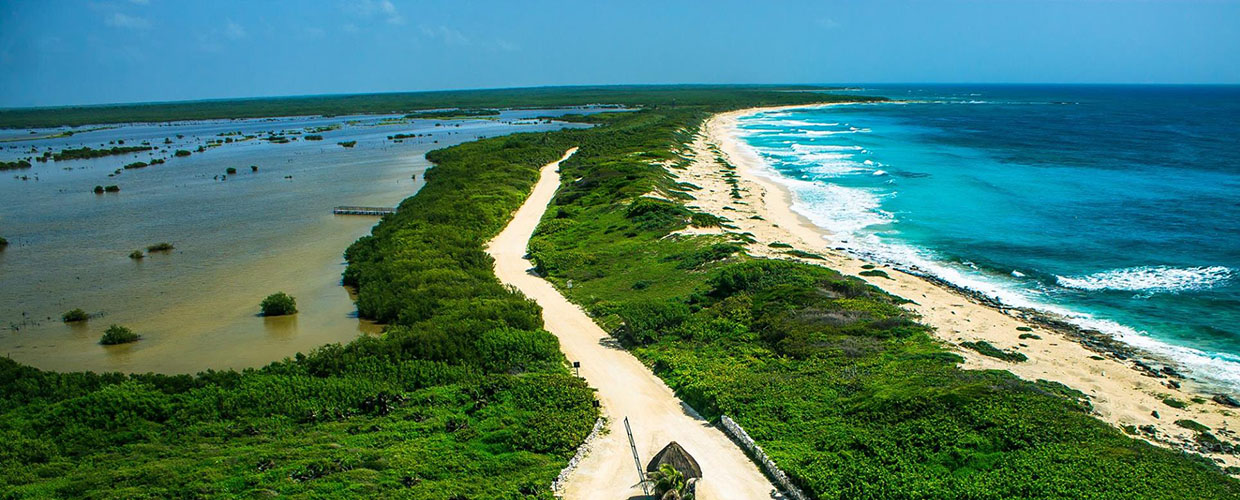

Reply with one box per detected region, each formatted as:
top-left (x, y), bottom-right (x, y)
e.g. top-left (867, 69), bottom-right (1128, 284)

top-left (333, 206), bottom-right (396, 216)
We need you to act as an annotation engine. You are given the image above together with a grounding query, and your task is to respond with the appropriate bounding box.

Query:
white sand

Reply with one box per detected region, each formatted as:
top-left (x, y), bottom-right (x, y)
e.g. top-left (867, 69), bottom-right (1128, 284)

top-left (486, 148), bottom-right (782, 499)
top-left (677, 107), bottom-right (1240, 469)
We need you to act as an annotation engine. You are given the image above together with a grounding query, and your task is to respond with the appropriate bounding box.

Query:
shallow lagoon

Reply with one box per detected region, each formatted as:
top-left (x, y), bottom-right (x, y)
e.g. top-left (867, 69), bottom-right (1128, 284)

top-left (0, 108), bottom-right (598, 373)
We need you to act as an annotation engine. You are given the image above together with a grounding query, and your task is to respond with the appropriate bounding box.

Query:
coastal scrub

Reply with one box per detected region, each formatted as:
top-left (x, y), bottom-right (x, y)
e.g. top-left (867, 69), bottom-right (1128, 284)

top-left (62, 309), bottom-right (89, 323)
top-left (99, 325), bottom-right (139, 345)
top-left (259, 292), bottom-right (297, 316)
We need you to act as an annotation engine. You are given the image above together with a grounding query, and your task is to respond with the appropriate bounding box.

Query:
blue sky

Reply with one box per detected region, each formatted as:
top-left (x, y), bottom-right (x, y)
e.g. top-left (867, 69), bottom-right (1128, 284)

top-left (1, 0), bottom-right (1238, 107)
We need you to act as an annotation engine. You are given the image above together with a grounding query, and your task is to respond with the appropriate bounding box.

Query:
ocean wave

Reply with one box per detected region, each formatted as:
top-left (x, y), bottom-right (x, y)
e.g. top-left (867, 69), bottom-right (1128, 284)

top-left (748, 119), bottom-right (839, 128)
top-left (1056, 266), bottom-right (1232, 293)
top-left (789, 143), bottom-right (863, 153)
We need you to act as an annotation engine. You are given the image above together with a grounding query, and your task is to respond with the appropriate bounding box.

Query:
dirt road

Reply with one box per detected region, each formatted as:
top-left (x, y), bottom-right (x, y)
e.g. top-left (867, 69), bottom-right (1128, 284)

top-left (485, 148), bottom-right (781, 499)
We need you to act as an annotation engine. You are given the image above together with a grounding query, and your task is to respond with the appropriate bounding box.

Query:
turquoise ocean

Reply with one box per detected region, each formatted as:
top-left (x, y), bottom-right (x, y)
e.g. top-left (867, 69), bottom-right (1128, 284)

top-left (734, 85), bottom-right (1240, 389)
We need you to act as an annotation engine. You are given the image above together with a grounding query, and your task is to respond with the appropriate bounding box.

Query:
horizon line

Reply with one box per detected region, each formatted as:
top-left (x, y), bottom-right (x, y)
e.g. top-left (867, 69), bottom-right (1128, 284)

top-left (3, 82), bottom-right (1238, 112)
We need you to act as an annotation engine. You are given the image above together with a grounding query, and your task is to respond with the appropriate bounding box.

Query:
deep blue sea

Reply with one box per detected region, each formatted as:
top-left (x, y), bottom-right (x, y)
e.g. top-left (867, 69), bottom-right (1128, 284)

top-left (734, 85), bottom-right (1240, 389)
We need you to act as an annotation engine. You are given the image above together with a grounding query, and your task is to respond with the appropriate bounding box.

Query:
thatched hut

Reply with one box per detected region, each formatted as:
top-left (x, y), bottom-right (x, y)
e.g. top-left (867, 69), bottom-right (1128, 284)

top-left (646, 441), bottom-right (702, 479)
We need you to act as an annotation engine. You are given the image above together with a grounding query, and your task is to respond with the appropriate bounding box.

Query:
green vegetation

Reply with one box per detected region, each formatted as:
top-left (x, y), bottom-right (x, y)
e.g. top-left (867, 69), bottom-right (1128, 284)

top-left (99, 325), bottom-right (139, 345)
top-left (94, 185), bottom-right (120, 193)
top-left (405, 108), bottom-right (501, 119)
top-left (768, 242), bottom-right (793, 249)
top-left (1164, 397), bottom-right (1188, 409)
top-left (61, 309), bottom-right (89, 323)
top-left (0, 159), bottom-right (32, 170)
top-left (961, 340), bottom-right (1029, 362)
top-left (784, 249), bottom-right (825, 260)
top-left (304, 134), bottom-right (324, 141)
top-left (145, 242), bottom-right (174, 252)
top-left (51, 146), bottom-right (152, 161)
top-left (122, 161), bottom-right (147, 169)
top-left (1019, 333), bottom-right (1042, 340)
top-left (649, 464), bottom-right (693, 500)
top-left (128, 250), bottom-right (144, 260)
top-left (226, 167), bottom-right (237, 175)
top-left (338, 140), bottom-right (357, 148)
top-left (174, 149), bottom-right (191, 157)
top-left (0, 84), bottom-right (863, 129)
top-left (1016, 326), bottom-right (1034, 332)
top-left (260, 292), bottom-right (298, 316)
top-left (0, 236), bottom-right (7, 249)
top-left (858, 269), bottom-right (890, 279)
top-left (1177, 419), bottom-right (1211, 433)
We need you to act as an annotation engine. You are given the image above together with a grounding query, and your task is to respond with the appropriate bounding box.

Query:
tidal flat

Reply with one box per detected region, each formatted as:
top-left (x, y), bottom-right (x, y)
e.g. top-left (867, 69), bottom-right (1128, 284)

top-left (0, 108), bottom-right (601, 373)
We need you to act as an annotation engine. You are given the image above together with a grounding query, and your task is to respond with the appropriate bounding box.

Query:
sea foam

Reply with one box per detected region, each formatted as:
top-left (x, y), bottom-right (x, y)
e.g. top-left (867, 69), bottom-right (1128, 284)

top-left (1056, 266), bottom-right (1232, 293)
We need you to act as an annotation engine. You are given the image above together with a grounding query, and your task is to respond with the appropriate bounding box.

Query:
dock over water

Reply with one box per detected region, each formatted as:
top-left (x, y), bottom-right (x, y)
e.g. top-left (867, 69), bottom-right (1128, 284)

top-left (333, 206), bottom-right (396, 216)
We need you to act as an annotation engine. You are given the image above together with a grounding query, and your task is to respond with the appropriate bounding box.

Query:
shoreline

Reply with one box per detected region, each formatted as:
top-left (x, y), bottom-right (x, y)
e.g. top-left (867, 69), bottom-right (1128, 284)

top-left (681, 104), bottom-right (1240, 469)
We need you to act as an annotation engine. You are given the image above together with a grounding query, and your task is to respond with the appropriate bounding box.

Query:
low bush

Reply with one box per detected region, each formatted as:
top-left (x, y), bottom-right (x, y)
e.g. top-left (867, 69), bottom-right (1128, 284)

top-left (961, 340), bottom-right (1028, 362)
top-left (100, 325), bottom-right (139, 345)
top-left (146, 242), bottom-right (174, 252)
top-left (260, 292), bottom-right (298, 316)
top-left (62, 309), bottom-right (89, 323)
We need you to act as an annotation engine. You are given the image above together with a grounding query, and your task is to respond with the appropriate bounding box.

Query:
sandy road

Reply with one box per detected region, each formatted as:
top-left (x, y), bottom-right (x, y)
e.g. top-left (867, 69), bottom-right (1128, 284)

top-left (485, 148), bottom-right (781, 499)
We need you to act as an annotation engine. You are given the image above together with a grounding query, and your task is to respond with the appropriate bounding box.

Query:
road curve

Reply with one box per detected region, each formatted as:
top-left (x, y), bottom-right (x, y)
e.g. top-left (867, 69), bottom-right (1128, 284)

top-left (485, 148), bottom-right (781, 500)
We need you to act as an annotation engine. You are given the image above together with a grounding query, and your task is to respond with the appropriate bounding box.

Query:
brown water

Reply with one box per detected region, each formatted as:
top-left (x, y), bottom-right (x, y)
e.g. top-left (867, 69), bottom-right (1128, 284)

top-left (0, 110), bottom-right (596, 373)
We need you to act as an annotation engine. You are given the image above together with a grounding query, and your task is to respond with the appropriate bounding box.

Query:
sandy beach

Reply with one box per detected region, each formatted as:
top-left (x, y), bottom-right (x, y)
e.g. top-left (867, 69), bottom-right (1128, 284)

top-left (672, 105), bottom-right (1240, 469)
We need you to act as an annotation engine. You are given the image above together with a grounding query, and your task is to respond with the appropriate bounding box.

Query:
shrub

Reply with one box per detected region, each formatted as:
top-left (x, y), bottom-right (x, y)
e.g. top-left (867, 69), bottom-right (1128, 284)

top-left (146, 242), bottom-right (174, 252)
top-left (768, 242), bottom-right (794, 249)
top-left (784, 249), bottom-right (825, 260)
top-left (690, 212), bottom-right (723, 227)
top-left (859, 269), bottom-right (890, 279)
top-left (100, 325), bottom-right (139, 345)
top-left (62, 309), bottom-right (89, 323)
top-left (1163, 397), bottom-right (1187, 409)
top-left (174, 149), bottom-right (191, 157)
top-left (1176, 419), bottom-right (1210, 433)
top-left (0, 236), bottom-right (7, 249)
top-left (960, 340), bottom-right (1028, 362)
top-left (225, 167), bottom-right (237, 174)
top-left (1019, 333), bottom-right (1042, 340)
top-left (104, 185), bottom-right (120, 193)
top-left (338, 141), bottom-right (357, 148)
top-left (128, 250), bottom-right (144, 259)
top-left (616, 300), bottom-right (690, 345)
top-left (93, 185), bottom-right (104, 194)
top-left (261, 292), bottom-right (298, 316)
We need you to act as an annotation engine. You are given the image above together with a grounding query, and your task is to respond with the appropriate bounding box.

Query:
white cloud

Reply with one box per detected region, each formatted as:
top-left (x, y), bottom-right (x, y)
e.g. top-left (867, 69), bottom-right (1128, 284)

top-left (224, 19), bottom-right (247, 40)
top-left (496, 39), bottom-right (519, 52)
top-left (105, 12), bottom-right (151, 29)
top-left (344, 0), bottom-right (403, 25)
top-left (420, 25), bottom-right (470, 45)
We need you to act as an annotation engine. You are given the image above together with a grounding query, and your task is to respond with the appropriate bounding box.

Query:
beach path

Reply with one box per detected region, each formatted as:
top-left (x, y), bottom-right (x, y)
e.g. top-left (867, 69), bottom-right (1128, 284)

top-left (486, 148), bottom-right (782, 499)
